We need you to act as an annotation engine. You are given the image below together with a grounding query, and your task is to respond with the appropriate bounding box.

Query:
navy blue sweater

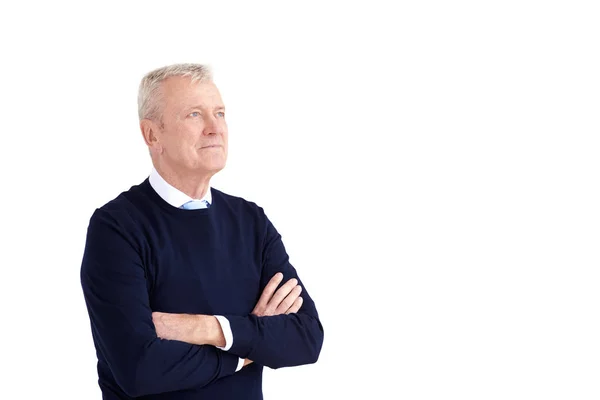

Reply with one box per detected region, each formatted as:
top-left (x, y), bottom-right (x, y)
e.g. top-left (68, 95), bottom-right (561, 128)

top-left (80, 178), bottom-right (324, 399)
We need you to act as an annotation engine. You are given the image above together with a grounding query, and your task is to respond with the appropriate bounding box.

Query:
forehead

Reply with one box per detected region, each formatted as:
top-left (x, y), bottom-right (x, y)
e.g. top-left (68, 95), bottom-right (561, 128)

top-left (160, 76), bottom-right (223, 110)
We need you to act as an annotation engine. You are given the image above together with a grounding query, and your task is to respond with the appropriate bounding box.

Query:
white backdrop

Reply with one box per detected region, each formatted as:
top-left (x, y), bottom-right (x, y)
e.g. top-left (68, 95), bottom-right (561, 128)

top-left (1, 1), bottom-right (599, 399)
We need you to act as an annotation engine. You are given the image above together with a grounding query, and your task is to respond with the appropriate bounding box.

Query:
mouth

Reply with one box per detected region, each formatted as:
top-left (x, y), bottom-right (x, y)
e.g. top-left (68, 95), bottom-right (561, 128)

top-left (201, 145), bottom-right (222, 149)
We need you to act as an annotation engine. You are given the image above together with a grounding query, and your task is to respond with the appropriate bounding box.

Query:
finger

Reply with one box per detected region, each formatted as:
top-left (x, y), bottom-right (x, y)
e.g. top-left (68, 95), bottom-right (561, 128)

top-left (275, 284), bottom-right (302, 314)
top-left (266, 278), bottom-right (298, 313)
top-left (286, 296), bottom-right (303, 314)
top-left (253, 272), bottom-right (283, 312)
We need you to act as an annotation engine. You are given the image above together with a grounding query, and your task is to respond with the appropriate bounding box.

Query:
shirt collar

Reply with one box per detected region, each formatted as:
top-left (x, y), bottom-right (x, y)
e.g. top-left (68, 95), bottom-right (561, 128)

top-left (149, 167), bottom-right (212, 208)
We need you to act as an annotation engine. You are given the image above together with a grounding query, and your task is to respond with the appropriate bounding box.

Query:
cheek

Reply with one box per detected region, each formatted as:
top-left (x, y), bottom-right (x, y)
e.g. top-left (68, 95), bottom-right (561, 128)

top-left (163, 137), bottom-right (195, 160)
top-left (174, 129), bottom-right (200, 149)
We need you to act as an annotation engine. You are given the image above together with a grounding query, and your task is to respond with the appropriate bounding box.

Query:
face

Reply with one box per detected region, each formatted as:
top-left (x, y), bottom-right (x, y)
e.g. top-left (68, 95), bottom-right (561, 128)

top-left (144, 76), bottom-right (228, 176)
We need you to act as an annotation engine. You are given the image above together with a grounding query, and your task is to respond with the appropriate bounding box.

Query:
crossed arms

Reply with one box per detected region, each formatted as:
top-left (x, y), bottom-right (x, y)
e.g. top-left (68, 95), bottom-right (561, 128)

top-left (80, 208), bottom-right (324, 397)
top-left (152, 272), bottom-right (305, 368)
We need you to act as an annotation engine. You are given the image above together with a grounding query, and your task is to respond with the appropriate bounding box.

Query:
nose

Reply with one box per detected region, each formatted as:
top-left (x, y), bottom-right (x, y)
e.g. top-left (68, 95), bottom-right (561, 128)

top-left (204, 115), bottom-right (225, 136)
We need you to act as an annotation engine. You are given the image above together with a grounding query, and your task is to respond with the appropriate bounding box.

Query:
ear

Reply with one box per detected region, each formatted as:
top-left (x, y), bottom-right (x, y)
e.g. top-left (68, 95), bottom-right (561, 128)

top-left (140, 119), bottom-right (163, 154)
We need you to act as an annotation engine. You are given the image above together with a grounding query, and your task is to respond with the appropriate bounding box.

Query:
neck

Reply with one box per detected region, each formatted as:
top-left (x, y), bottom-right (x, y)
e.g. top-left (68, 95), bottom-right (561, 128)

top-left (153, 161), bottom-right (212, 200)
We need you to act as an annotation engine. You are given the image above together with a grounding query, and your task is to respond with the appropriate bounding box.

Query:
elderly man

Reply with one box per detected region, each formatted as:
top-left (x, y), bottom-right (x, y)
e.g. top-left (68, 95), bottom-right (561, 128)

top-left (80, 63), bottom-right (324, 399)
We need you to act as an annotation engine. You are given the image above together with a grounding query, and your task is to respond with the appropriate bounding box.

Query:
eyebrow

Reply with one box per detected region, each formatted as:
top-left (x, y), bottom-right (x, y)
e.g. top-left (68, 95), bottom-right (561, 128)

top-left (186, 105), bottom-right (226, 112)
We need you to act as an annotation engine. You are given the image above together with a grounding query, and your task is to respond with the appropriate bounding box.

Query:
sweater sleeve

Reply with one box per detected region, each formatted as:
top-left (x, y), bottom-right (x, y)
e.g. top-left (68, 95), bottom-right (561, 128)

top-left (223, 211), bottom-right (325, 369)
top-left (80, 208), bottom-right (239, 397)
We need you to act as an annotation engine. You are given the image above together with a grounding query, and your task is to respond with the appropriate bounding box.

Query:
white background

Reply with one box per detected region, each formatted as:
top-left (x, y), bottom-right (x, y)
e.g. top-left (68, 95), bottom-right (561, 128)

top-left (0, 1), bottom-right (599, 399)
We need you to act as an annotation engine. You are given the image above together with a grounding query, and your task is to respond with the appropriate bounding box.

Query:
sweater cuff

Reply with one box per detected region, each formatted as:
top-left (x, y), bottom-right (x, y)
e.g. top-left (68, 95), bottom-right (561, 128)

top-left (222, 315), bottom-right (259, 358)
top-left (218, 349), bottom-right (243, 378)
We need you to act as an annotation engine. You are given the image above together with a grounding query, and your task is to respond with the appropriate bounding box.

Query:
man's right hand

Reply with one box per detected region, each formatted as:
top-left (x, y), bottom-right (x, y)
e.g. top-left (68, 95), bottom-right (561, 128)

top-left (252, 272), bottom-right (304, 317)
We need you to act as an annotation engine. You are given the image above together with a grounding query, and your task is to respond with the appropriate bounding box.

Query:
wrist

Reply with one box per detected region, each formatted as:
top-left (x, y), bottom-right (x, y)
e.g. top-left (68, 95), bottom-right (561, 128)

top-left (194, 315), bottom-right (225, 347)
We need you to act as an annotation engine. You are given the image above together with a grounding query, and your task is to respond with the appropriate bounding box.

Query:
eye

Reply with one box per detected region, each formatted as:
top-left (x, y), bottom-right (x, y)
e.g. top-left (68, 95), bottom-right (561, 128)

top-left (217, 111), bottom-right (225, 118)
top-left (189, 111), bottom-right (201, 118)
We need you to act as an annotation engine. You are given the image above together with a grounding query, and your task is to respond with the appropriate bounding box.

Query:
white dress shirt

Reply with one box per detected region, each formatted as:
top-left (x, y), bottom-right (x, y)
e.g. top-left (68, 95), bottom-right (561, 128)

top-left (149, 168), bottom-right (244, 372)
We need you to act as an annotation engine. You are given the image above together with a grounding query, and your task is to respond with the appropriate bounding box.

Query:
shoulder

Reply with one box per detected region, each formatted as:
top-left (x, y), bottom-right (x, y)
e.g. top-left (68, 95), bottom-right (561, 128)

top-left (89, 180), bottom-right (148, 229)
top-left (211, 188), bottom-right (287, 240)
top-left (212, 187), bottom-right (265, 214)
top-left (211, 187), bottom-right (273, 228)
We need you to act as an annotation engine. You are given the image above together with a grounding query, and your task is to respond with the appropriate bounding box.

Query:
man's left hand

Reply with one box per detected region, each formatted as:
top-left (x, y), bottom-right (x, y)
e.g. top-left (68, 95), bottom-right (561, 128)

top-left (252, 273), bottom-right (303, 317)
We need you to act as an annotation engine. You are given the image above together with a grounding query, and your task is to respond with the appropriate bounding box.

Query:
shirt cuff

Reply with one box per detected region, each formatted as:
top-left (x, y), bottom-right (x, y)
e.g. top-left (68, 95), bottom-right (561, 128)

top-left (235, 357), bottom-right (245, 372)
top-left (214, 315), bottom-right (234, 351)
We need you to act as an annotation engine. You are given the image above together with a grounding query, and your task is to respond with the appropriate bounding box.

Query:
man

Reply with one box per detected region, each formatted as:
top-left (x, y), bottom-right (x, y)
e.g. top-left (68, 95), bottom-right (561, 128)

top-left (80, 63), bottom-right (324, 399)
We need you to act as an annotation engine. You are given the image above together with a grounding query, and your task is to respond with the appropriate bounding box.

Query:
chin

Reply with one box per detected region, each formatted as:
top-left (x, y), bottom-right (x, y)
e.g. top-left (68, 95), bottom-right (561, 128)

top-left (198, 160), bottom-right (227, 173)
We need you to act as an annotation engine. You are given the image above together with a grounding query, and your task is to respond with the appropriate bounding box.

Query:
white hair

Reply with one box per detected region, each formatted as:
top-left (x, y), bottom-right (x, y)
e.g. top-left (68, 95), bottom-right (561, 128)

top-left (137, 63), bottom-right (213, 121)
